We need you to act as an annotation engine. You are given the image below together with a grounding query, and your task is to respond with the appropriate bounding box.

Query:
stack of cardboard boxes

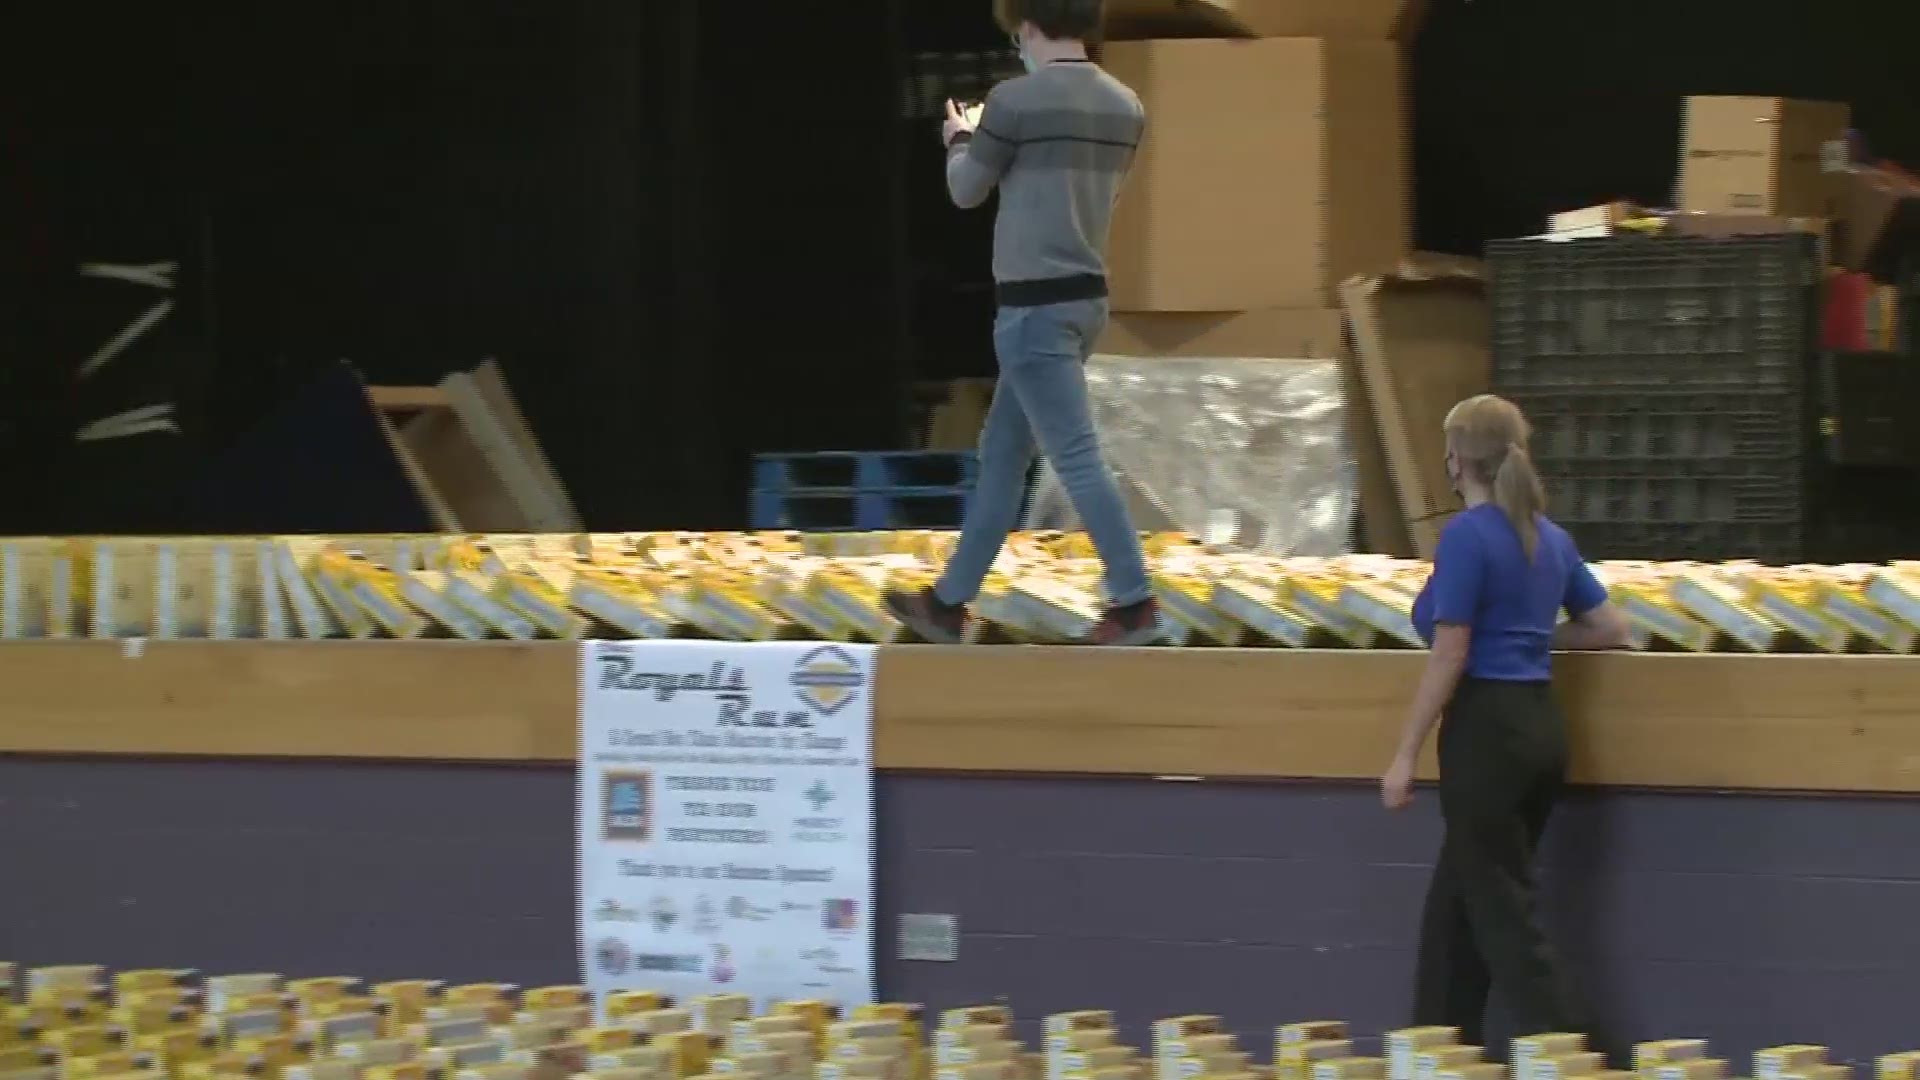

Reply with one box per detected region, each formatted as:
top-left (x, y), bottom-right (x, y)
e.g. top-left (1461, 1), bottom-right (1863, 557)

top-left (1552, 95), bottom-right (1920, 355)
top-left (1561, 93), bottom-right (1920, 275)
top-left (1093, 0), bottom-right (1422, 361)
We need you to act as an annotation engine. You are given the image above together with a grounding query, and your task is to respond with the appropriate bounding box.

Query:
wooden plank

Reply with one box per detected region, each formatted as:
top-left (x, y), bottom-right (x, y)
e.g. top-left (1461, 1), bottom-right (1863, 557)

top-left (880, 647), bottom-right (1920, 793)
top-left (367, 385), bottom-right (452, 412)
top-left (465, 360), bottom-right (583, 531)
top-left (0, 643), bottom-right (1917, 794)
top-left (440, 363), bottom-right (583, 532)
top-left (0, 641), bottom-right (568, 761)
top-left (398, 406), bottom-right (528, 532)
top-left (370, 396), bottom-right (463, 533)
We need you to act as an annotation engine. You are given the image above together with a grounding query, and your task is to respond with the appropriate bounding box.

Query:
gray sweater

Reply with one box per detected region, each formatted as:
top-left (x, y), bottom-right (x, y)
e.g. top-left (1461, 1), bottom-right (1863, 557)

top-left (946, 60), bottom-right (1145, 305)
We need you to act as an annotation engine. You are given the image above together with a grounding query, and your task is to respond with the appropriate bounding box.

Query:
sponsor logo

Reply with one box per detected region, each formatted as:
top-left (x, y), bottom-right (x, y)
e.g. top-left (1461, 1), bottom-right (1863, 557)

top-left (790, 646), bottom-right (863, 716)
top-left (727, 896), bottom-right (772, 922)
top-left (593, 937), bottom-right (631, 976)
top-left (691, 894), bottom-right (719, 936)
top-left (650, 894), bottom-right (679, 932)
top-left (634, 953), bottom-right (703, 974)
top-left (602, 771), bottom-right (653, 842)
top-left (595, 650), bottom-right (748, 702)
top-left (710, 945), bottom-right (737, 985)
top-left (799, 945), bottom-right (856, 976)
top-left (592, 898), bottom-right (644, 924)
top-left (823, 898), bottom-right (858, 933)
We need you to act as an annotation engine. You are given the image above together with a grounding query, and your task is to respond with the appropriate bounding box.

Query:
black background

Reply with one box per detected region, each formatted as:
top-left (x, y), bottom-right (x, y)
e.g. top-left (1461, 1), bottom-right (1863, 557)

top-left (1, 0), bottom-right (1916, 533)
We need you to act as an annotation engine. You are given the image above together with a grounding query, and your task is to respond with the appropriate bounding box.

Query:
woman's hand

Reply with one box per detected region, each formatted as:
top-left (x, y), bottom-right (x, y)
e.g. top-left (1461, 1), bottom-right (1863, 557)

top-left (1381, 752), bottom-right (1416, 811)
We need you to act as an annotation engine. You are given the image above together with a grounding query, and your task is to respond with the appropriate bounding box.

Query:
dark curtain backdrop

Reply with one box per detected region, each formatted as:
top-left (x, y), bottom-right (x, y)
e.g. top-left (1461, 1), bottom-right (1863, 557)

top-left (0, 0), bottom-right (1916, 532)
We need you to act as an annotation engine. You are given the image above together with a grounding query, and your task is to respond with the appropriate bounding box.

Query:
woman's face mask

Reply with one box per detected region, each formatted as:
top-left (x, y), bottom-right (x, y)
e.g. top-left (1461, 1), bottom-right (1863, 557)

top-left (1012, 30), bottom-right (1036, 72)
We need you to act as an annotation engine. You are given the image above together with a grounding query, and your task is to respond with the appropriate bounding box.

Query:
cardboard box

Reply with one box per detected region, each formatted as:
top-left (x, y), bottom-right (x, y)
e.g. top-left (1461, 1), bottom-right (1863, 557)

top-left (1779, 1068), bottom-right (1851, 1080)
top-left (1412, 1048), bottom-right (1481, 1080)
top-left (1434, 1068), bottom-right (1503, 1080)
top-left (1879, 1054), bottom-right (1920, 1080)
top-left (1653, 1061), bottom-right (1726, 1080)
top-left (1103, 0), bottom-right (1425, 42)
top-left (1534, 1054), bottom-right (1604, 1080)
top-left (1105, 38), bottom-right (1408, 311)
top-left (1276, 1025), bottom-right (1348, 1050)
top-left (1635, 1041), bottom-right (1707, 1074)
top-left (1833, 167), bottom-right (1920, 273)
top-left (1313, 1060), bottom-right (1386, 1080)
top-left (1758, 1045), bottom-right (1827, 1076)
top-left (1339, 256), bottom-right (1490, 558)
top-left (1679, 96), bottom-right (1849, 218)
top-left (1277, 1041), bottom-right (1355, 1080)
top-left (1548, 202), bottom-right (1652, 235)
top-left (1384, 1030), bottom-right (1455, 1080)
top-left (1096, 308), bottom-right (1345, 359)
top-left (1511, 1037), bottom-right (1585, 1080)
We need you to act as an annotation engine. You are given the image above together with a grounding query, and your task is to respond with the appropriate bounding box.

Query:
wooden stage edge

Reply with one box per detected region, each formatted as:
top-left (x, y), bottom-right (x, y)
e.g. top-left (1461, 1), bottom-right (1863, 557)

top-left (0, 641), bottom-right (1913, 793)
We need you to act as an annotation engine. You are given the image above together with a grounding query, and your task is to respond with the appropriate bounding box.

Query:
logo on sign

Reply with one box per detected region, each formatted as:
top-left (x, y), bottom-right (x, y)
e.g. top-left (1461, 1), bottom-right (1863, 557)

top-left (805, 780), bottom-right (834, 812)
top-left (593, 898), bottom-right (643, 924)
top-left (593, 937), bottom-right (631, 976)
top-left (800, 945), bottom-right (855, 976)
top-left (710, 944), bottom-right (737, 985)
top-left (822, 898), bottom-right (858, 933)
top-left (650, 894), bottom-right (678, 932)
top-left (790, 645), bottom-right (864, 716)
top-left (634, 952), bottom-right (702, 974)
top-left (602, 771), bottom-right (653, 842)
top-left (692, 894), bottom-right (719, 936)
top-left (727, 896), bottom-right (772, 922)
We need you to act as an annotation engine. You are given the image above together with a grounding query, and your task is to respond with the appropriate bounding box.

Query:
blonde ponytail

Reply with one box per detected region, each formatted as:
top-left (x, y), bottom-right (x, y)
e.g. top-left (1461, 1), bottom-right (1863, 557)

top-left (1492, 441), bottom-right (1546, 559)
top-left (1443, 394), bottom-right (1550, 560)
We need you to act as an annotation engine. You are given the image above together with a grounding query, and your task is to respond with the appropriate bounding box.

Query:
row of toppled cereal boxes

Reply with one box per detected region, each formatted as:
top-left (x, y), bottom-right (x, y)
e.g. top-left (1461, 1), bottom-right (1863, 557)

top-left (7, 533), bottom-right (1920, 651)
top-left (7, 965), bottom-right (1920, 1080)
top-left (0, 963), bottom-right (907, 1080)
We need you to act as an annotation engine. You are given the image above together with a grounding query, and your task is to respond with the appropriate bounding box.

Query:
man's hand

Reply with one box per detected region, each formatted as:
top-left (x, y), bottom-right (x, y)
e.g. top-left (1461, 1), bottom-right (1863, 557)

top-left (942, 98), bottom-right (983, 147)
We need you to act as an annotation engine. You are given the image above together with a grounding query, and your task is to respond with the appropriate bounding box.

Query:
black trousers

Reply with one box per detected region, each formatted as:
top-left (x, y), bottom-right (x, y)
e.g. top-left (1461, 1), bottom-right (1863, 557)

top-left (1412, 677), bottom-right (1585, 1049)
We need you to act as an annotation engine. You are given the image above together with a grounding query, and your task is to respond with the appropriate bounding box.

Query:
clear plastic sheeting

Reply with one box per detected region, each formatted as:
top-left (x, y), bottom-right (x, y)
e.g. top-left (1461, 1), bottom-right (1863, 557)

top-left (1023, 355), bottom-right (1355, 555)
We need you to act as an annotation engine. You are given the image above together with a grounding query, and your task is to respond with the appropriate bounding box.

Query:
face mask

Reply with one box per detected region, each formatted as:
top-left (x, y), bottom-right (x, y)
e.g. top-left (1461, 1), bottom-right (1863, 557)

top-left (1013, 32), bottom-right (1037, 72)
top-left (1445, 450), bottom-right (1462, 499)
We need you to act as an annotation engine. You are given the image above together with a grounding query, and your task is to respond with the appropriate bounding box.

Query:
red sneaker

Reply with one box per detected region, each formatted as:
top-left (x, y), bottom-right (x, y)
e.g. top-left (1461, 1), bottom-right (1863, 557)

top-left (1081, 597), bottom-right (1167, 646)
top-left (882, 586), bottom-right (968, 644)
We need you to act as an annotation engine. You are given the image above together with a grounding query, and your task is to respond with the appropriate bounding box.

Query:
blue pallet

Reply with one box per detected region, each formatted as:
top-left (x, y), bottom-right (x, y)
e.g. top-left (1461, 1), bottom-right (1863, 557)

top-left (749, 486), bottom-right (973, 531)
top-left (753, 451), bottom-right (979, 492)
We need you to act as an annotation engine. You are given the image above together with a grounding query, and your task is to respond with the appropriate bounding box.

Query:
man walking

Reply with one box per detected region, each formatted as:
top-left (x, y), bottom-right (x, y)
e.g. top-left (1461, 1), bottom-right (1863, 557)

top-left (885, 0), bottom-right (1163, 646)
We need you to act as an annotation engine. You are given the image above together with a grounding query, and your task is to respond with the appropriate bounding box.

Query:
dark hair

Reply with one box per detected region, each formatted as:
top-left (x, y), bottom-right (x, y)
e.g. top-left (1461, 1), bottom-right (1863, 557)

top-left (994, 0), bottom-right (1104, 40)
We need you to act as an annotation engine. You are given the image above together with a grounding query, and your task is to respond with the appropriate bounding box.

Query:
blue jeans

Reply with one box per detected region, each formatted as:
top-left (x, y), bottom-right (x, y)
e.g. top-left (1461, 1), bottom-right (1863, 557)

top-left (934, 298), bottom-right (1153, 609)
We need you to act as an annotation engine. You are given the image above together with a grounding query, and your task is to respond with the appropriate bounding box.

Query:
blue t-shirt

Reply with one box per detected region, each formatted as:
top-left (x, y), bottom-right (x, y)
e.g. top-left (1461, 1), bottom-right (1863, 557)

top-left (1410, 504), bottom-right (1608, 681)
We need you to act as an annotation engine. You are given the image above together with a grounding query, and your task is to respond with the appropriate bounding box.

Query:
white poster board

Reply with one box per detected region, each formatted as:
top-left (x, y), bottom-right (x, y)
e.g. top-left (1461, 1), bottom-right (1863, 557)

top-left (578, 640), bottom-right (878, 1010)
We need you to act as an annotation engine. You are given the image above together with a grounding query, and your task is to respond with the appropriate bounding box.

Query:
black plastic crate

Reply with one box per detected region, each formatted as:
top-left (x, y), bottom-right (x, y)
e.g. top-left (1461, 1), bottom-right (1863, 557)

top-left (1544, 461), bottom-right (1803, 527)
top-left (1518, 390), bottom-right (1804, 463)
top-left (1553, 464), bottom-right (1920, 565)
top-left (1488, 233), bottom-right (1820, 394)
top-left (1816, 351), bottom-right (1920, 468)
top-left (1552, 520), bottom-right (1805, 564)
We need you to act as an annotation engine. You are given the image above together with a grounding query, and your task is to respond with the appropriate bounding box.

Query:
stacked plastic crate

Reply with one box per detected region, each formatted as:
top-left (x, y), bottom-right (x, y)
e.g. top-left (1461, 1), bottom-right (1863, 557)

top-left (749, 452), bottom-right (978, 532)
top-left (1487, 233), bottom-right (1822, 562)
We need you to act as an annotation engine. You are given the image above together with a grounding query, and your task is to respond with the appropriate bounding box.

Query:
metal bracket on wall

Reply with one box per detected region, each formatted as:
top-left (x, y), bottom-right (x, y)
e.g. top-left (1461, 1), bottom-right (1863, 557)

top-left (897, 912), bottom-right (959, 962)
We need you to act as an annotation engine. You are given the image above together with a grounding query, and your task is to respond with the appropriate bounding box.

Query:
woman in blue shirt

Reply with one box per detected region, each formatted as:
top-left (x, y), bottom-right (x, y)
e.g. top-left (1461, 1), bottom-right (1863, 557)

top-left (1381, 394), bottom-right (1629, 1048)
